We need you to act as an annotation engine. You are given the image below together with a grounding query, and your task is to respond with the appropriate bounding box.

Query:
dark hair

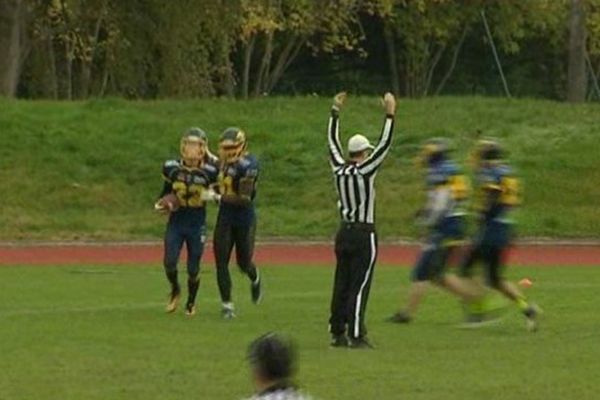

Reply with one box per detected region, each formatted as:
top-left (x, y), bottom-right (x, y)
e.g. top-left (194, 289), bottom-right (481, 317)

top-left (247, 333), bottom-right (296, 381)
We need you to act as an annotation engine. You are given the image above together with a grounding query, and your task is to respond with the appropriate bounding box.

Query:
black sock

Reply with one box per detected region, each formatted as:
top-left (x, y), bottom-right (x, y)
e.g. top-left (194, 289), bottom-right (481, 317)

top-left (216, 266), bottom-right (232, 303)
top-left (246, 263), bottom-right (258, 283)
top-left (187, 277), bottom-right (200, 305)
top-left (166, 270), bottom-right (180, 293)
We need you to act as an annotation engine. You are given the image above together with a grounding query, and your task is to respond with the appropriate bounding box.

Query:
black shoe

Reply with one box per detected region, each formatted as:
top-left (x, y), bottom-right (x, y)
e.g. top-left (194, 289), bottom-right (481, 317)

top-left (330, 335), bottom-right (349, 348)
top-left (251, 278), bottom-right (262, 304)
top-left (387, 311), bottom-right (411, 324)
top-left (349, 337), bottom-right (374, 349)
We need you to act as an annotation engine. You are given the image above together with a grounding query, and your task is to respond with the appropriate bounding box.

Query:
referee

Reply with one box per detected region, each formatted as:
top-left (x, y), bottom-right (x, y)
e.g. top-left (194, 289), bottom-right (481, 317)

top-left (327, 91), bottom-right (396, 349)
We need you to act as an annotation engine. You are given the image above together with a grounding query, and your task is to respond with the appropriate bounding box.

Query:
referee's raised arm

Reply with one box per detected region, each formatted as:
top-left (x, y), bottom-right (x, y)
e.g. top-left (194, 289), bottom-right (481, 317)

top-left (327, 92), bottom-right (346, 169)
top-left (357, 93), bottom-right (396, 175)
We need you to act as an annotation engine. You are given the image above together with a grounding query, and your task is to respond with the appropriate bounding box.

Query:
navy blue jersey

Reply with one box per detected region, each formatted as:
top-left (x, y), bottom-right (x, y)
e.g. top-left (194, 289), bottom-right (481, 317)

top-left (424, 160), bottom-right (468, 218)
top-left (217, 153), bottom-right (259, 225)
top-left (475, 163), bottom-right (520, 223)
top-left (161, 158), bottom-right (219, 224)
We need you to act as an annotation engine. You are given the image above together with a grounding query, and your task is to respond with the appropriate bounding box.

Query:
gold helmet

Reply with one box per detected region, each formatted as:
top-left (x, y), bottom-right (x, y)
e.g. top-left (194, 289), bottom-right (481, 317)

top-left (219, 127), bottom-right (247, 164)
top-left (415, 137), bottom-right (450, 168)
top-left (180, 127), bottom-right (207, 164)
top-left (469, 139), bottom-right (503, 167)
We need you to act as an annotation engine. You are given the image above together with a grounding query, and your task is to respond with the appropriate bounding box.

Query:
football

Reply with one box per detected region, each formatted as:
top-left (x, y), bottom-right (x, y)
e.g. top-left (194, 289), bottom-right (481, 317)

top-left (155, 193), bottom-right (180, 212)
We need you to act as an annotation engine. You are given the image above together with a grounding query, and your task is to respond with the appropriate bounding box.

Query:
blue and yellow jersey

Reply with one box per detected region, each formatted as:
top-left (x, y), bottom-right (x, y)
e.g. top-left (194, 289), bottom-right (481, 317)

top-left (217, 153), bottom-right (259, 224)
top-left (162, 158), bottom-right (219, 209)
top-left (425, 160), bottom-right (469, 216)
top-left (475, 164), bottom-right (520, 223)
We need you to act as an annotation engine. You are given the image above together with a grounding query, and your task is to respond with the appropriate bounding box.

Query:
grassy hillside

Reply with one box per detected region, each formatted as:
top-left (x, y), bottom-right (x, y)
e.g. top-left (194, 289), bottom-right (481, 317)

top-left (0, 96), bottom-right (599, 240)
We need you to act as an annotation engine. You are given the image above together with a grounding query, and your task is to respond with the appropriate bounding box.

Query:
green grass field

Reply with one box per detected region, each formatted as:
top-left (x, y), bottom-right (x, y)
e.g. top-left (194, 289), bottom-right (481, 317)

top-left (1, 96), bottom-right (600, 240)
top-left (1, 263), bottom-right (598, 400)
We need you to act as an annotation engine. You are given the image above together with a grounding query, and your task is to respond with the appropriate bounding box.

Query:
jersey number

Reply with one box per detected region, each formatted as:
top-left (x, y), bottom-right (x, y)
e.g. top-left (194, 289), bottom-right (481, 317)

top-left (172, 182), bottom-right (205, 207)
top-left (219, 175), bottom-right (234, 196)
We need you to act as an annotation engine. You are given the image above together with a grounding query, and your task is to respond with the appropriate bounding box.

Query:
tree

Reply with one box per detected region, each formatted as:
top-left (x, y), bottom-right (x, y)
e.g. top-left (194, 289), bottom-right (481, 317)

top-left (0, 0), bottom-right (27, 97)
top-left (236, 0), bottom-right (364, 98)
top-left (568, 0), bottom-right (587, 102)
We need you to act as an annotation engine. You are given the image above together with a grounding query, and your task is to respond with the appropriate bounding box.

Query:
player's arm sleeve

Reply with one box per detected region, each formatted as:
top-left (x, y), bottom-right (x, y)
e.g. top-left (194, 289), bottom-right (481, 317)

top-left (220, 160), bottom-right (258, 207)
top-left (357, 114), bottom-right (394, 175)
top-left (328, 107), bottom-right (345, 169)
top-left (158, 161), bottom-right (177, 199)
top-left (157, 181), bottom-right (173, 200)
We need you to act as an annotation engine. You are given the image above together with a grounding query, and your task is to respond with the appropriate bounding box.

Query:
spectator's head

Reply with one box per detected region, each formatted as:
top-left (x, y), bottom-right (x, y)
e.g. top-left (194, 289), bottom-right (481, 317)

top-left (247, 332), bottom-right (297, 390)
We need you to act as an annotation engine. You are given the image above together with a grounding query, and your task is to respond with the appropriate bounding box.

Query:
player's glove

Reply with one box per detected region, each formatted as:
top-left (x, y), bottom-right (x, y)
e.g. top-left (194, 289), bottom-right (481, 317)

top-left (201, 188), bottom-right (222, 203)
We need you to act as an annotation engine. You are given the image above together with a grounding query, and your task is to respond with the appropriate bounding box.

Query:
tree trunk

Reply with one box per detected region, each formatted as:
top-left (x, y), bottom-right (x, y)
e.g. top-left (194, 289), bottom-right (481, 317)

top-left (383, 24), bottom-right (400, 96)
top-left (65, 41), bottom-right (73, 100)
top-left (0, 0), bottom-right (23, 97)
top-left (253, 31), bottom-right (273, 97)
top-left (47, 36), bottom-right (58, 99)
top-left (435, 26), bottom-right (468, 96)
top-left (423, 44), bottom-right (446, 96)
top-left (567, 0), bottom-right (587, 103)
top-left (266, 36), bottom-right (303, 93)
top-left (80, 9), bottom-right (105, 98)
top-left (241, 36), bottom-right (256, 99)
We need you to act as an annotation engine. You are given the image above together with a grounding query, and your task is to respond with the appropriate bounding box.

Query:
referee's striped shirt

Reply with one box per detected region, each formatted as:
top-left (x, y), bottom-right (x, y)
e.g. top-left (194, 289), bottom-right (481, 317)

top-left (327, 108), bottom-right (395, 224)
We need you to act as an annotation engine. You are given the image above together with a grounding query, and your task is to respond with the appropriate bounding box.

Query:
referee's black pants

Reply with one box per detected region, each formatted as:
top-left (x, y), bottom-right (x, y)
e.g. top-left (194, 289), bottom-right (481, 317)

top-left (329, 223), bottom-right (378, 340)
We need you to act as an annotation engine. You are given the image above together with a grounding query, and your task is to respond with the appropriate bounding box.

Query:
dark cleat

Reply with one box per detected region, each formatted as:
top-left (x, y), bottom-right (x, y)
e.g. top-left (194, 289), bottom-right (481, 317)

top-left (349, 337), bottom-right (374, 350)
top-left (251, 278), bottom-right (262, 304)
top-left (330, 335), bottom-right (349, 348)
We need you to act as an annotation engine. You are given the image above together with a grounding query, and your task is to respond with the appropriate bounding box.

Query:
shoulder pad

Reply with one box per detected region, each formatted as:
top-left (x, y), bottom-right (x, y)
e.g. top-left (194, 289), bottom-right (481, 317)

top-left (164, 159), bottom-right (180, 168)
top-left (204, 163), bottom-right (218, 173)
top-left (162, 159), bottom-right (180, 181)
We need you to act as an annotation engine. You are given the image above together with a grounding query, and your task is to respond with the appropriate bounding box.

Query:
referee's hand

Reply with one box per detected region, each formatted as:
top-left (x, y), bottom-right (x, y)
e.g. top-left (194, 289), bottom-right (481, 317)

top-left (333, 92), bottom-right (347, 110)
top-left (382, 92), bottom-right (396, 115)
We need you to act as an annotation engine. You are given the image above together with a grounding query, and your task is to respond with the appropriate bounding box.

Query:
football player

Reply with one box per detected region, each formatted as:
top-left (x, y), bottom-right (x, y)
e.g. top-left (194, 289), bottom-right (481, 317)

top-left (460, 139), bottom-right (540, 330)
top-left (213, 127), bottom-right (261, 319)
top-left (155, 127), bottom-right (219, 316)
top-left (388, 138), bottom-right (480, 323)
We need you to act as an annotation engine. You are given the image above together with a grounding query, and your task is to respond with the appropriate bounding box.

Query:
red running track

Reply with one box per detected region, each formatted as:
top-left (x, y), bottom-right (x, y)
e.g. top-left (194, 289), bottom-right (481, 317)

top-left (0, 242), bottom-right (598, 266)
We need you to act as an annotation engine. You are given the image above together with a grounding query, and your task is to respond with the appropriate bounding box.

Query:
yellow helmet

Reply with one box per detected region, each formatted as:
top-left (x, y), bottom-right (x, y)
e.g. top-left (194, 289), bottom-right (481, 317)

top-left (180, 127), bottom-right (207, 163)
top-left (415, 138), bottom-right (450, 168)
top-left (469, 139), bottom-right (503, 168)
top-left (219, 127), bottom-right (247, 164)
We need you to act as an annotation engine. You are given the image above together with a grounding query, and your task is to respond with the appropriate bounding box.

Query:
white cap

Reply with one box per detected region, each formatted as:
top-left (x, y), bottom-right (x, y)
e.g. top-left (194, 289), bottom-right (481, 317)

top-left (348, 134), bottom-right (374, 153)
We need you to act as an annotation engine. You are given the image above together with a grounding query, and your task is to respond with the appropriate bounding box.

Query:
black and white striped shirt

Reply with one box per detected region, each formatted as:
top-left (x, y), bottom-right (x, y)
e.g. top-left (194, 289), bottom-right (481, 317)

top-left (327, 109), bottom-right (394, 224)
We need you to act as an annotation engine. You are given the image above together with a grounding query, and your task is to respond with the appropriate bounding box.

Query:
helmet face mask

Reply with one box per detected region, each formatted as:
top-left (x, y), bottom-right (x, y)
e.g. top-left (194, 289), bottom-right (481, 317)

top-left (180, 135), bottom-right (206, 163)
top-left (219, 128), bottom-right (247, 164)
